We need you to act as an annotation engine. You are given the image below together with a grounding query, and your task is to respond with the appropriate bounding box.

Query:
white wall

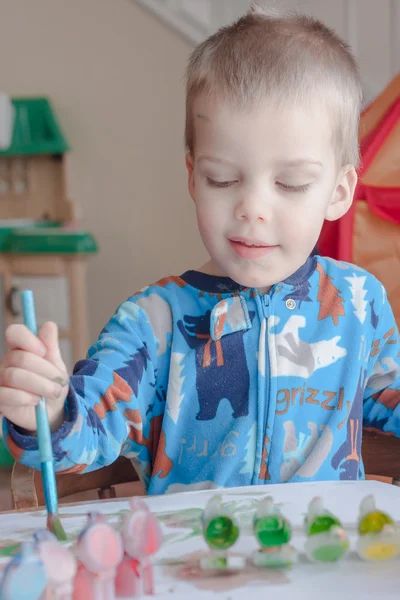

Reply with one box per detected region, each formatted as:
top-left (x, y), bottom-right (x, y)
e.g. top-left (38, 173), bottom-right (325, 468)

top-left (0, 0), bottom-right (207, 341)
top-left (138, 0), bottom-right (400, 106)
top-left (0, 0), bottom-right (398, 343)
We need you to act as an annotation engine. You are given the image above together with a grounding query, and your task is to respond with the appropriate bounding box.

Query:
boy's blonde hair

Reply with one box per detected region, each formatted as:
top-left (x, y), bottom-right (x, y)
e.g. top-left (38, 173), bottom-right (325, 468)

top-left (185, 2), bottom-right (363, 167)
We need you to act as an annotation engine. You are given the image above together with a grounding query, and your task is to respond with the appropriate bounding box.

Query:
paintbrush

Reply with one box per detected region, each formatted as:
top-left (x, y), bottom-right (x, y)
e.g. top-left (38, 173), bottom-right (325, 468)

top-left (21, 290), bottom-right (67, 542)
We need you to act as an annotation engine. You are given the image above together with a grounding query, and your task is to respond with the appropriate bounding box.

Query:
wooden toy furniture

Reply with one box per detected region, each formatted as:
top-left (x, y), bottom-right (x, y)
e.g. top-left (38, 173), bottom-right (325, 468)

top-left (0, 97), bottom-right (97, 372)
top-left (2, 251), bottom-right (92, 373)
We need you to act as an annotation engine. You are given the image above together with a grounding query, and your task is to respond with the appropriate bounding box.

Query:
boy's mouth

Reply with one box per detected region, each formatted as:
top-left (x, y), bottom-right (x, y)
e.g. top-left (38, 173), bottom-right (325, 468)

top-left (229, 237), bottom-right (278, 259)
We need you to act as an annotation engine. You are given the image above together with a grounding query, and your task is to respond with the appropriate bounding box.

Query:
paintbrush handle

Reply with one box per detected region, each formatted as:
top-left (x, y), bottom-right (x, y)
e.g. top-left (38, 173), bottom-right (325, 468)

top-left (21, 290), bottom-right (59, 515)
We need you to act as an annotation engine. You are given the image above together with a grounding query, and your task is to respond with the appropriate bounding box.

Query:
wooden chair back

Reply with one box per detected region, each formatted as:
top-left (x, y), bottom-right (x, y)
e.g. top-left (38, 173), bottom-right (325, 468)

top-left (362, 429), bottom-right (400, 484)
top-left (10, 429), bottom-right (400, 510)
top-left (11, 456), bottom-right (139, 510)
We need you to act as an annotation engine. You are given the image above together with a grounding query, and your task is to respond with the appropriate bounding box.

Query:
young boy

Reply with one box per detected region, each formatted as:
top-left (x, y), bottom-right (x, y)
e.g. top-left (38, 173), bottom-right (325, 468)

top-left (1, 4), bottom-right (399, 495)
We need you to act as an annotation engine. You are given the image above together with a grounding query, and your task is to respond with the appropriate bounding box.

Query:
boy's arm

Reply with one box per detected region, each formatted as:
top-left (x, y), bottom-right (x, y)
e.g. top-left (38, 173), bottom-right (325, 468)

top-left (363, 289), bottom-right (400, 435)
top-left (3, 297), bottom-right (162, 485)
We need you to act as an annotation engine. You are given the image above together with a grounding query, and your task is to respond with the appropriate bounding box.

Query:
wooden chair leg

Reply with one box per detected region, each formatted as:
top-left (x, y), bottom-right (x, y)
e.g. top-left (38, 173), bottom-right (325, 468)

top-left (11, 462), bottom-right (38, 510)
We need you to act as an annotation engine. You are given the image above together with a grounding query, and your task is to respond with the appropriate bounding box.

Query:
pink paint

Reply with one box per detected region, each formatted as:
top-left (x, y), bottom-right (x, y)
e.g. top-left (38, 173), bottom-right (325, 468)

top-left (114, 558), bottom-right (141, 598)
top-left (115, 499), bottom-right (163, 597)
top-left (229, 239), bottom-right (278, 259)
top-left (73, 513), bottom-right (123, 600)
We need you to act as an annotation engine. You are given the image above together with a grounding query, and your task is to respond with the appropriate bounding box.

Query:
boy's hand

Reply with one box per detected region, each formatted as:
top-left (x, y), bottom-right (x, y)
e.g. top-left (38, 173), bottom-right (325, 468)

top-left (0, 322), bottom-right (69, 432)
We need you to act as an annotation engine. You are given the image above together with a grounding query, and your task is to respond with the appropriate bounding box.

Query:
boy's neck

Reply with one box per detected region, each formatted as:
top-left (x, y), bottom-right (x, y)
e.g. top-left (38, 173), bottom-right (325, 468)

top-left (192, 255), bottom-right (317, 294)
top-left (196, 260), bottom-right (271, 294)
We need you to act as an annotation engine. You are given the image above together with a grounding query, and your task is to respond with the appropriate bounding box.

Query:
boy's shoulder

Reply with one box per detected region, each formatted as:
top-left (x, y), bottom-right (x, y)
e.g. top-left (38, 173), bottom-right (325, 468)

top-left (118, 274), bottom-right (196, 318)
top-left (314, 255), bottom-right (387, 309)
top-left (131, 275), bottom-right (189, 297)
top-left (128, 274), bottom-right (196, 305)
top-left (103, 275), bottom-right (194, 346)
top-left (315, 255), bottom-right (384, 287)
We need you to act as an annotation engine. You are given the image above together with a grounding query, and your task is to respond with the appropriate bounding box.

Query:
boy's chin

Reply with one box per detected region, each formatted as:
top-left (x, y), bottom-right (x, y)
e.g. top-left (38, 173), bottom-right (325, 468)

top-left (226, 268), bottom-right (276, 290)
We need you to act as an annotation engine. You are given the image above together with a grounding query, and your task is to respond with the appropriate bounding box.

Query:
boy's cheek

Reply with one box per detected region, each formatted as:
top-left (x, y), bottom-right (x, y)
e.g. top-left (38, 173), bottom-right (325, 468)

top-left (196, 211), bottom-right (222, 251)
top-left (195, 193), bottom-right (218, 219)
top-left (196, 213), bottom-right (215, 240)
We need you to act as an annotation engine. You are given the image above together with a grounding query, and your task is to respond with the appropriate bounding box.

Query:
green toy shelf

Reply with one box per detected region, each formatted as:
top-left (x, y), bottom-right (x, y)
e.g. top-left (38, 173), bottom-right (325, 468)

top-left (0, 438), bottom-right (14, 468)
top-left (6, 227), bottom-right (98, 255)
top-left (0, 220), bottom-right (97, 254)
top-left (0, 97), bottom-right (69, 157)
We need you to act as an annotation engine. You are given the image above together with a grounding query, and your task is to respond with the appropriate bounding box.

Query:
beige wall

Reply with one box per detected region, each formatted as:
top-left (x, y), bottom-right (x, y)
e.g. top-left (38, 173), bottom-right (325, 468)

top-left (0, 0), bottom-right (207, 341)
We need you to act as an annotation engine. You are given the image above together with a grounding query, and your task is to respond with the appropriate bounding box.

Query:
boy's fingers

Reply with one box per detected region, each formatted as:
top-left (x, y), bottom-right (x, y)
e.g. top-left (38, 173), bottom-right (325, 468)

top-left (2, 351), bottom-right (69, 387)
top-left (5, 324), bottom-right (47, 356)
top-left (0, 387), bottom-right (40, 408)
top-left (38, 322), bottom-right (67, 373)
top-left (0, 367), bottom-right (63, 400)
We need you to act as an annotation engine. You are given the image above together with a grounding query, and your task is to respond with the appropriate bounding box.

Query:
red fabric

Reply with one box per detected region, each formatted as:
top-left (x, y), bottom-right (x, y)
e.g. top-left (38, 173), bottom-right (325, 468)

top-left (318, 95), bottom-right (400, 261)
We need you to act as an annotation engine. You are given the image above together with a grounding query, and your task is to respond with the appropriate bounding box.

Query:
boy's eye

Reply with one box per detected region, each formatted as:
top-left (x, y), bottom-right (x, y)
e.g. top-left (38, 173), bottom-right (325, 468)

top-left (206, 177), bottom-right (237, 188)
top-left (277, 182), bottom-right (311, 193)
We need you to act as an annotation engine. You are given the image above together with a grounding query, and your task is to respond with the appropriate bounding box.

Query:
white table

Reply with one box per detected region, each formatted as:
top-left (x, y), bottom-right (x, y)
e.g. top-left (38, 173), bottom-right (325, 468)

top-left (0, 480), bottom-right (399, 598)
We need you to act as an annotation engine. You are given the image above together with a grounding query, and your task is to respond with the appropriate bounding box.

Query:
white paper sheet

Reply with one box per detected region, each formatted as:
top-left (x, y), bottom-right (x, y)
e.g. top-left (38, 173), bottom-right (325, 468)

top-left (1, 480), bottom-right (399, 599)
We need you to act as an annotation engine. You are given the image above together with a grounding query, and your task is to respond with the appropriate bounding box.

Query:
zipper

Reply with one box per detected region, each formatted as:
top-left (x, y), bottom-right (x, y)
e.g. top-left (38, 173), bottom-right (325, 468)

top-left (263, 293), bottom-right (271, 317)
top-left (253, 291), bottom-right (271, 484)
top-left (262, 293), bottom-right (271, 481)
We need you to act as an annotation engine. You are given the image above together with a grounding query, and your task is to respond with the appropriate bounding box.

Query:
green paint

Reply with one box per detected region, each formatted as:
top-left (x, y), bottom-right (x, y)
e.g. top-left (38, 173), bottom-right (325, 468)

top-left (158, 499), bottom-right (262, 547)
top-left (312, 543), bottom-right (348, 563)
top-left (254, 515), bottom-right (292, 548)
top-left (225, 490), bottom-right (271, 498)
top-left (156, 558), bottom-right (186, 567)
top-left (209, 555), bottom-right (227, 569)
top-left (158, 507), bottom-right (202, 530)
top-left (179, 527), bottom-right (203, 543)
top-left (307, 515), bottom-right (342, 536)
top-left (48, 515), bottom-right (68, 542)
top-left (160, 532), bottom-right (183, 546)
top-left (224, 498), bottom-right (259, 511)
top-left (253, 551), bottom-right (293, 568)
top-left (204, 515), bottom-right (239, 550)
top-left (51, 376), bottom-right (69, 387)
top-left (0, 543), bottom-right (20, 558)
top-left (196, 113), bottom-right (210, 121)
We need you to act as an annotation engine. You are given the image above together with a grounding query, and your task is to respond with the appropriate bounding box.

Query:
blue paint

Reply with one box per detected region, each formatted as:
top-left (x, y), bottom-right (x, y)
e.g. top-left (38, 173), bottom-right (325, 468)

top-left (0, 541), bottom-right (47, 600)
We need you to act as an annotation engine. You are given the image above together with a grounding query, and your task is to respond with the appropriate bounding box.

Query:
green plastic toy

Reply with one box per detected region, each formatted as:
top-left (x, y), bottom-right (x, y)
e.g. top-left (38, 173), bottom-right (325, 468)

top-left (356, 495), bottom-right (400, 561)
top-left (304, 497), bottom-right (349, 563)
top-left (252, 496), bottom-right (297, 568)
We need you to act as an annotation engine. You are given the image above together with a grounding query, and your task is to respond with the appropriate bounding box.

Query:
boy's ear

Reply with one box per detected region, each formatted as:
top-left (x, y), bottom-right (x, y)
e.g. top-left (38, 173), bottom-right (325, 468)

top-left (325, 165), bottom-right (358, 221)
top-left (186, 153), bottom-right (195, 201)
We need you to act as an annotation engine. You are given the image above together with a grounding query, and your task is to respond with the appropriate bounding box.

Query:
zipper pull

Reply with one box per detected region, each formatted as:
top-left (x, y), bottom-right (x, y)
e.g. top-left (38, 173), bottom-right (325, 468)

top-left (263, 294), bottom-right (270, 316)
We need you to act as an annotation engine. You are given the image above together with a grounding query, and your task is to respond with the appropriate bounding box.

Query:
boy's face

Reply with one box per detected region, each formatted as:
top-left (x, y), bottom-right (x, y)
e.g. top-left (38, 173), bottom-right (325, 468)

top-left (186, 95), bottom-right (357, 291)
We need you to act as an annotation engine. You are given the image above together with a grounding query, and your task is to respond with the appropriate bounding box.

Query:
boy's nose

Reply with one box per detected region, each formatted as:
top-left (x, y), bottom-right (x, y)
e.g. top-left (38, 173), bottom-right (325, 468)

top-left (234, 195), bottom-right (270, 223)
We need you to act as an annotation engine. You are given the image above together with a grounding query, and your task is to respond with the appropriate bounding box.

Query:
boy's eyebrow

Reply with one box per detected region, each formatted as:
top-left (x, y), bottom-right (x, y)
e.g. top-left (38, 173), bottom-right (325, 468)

top-left (196, 157), bottom-right (324, 168)
top-left (197, 156), bottom-right (236, 166)
top-left (278, 159), bottom-right (323, 168)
